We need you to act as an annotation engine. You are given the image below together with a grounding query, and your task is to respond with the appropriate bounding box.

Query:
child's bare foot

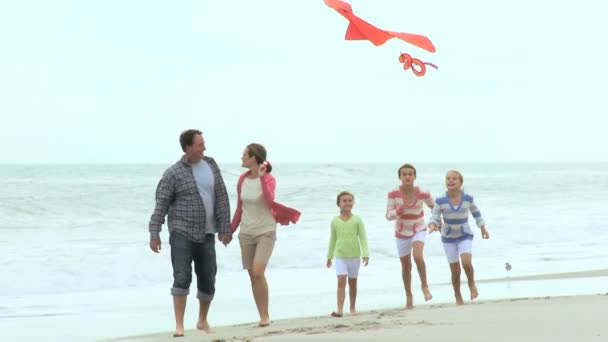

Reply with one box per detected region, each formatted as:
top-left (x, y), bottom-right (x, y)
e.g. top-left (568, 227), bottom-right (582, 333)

top-left (257, 315), bottom-right (271, 327)
top-left (455, 293), bottom-right (464, 306)
top-left (173, 324), bottom-right (184, 337)
top-left (422, 286), bottom-right (433, 301)
top-left (331, 311), bottom-right (343, 318)
top-left (470, 285), bottom-right (478, 300)
top-left (196, 320), bottom-right (215, 333)
top-left (406, 295), bottom-right (414, 310)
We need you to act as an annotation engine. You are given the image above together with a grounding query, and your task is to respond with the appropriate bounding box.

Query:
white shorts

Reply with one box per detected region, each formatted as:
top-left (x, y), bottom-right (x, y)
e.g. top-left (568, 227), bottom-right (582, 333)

top-left (335, 257), bottom-right (361, 278)
top-left (442, 239), bottom-right (473, 263)
top-left (396, 230), bottom-right (427, 257)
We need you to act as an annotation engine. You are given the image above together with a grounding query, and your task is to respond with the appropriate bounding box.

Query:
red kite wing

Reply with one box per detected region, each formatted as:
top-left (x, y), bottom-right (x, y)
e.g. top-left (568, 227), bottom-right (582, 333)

top-left (325, 0), bottom-right (436, 53)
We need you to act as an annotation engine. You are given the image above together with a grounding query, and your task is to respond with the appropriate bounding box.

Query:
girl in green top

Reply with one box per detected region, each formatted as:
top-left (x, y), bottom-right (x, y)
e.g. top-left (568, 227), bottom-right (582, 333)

top-left (326, 191), bottom-right (369, 317)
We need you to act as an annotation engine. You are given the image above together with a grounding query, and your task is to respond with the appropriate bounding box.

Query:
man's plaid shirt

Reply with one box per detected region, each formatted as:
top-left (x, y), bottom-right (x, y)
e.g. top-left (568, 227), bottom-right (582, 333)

top-left (149, 156), bottom-right (231, 242)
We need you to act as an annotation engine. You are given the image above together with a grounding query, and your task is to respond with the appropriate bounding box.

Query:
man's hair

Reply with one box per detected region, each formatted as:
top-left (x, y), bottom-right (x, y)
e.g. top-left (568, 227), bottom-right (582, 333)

top-left (179, 129), bottom-right (202, 152)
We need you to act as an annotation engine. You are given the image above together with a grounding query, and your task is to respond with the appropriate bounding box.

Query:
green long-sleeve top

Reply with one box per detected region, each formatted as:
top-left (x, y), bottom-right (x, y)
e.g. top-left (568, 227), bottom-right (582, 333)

top-left (326, 214), bottom-right (369, 259)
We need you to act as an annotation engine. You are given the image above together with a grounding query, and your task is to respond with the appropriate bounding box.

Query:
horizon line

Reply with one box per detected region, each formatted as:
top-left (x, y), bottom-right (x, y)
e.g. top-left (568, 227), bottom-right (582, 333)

top-left (1, 161), bottom-right (607, 165)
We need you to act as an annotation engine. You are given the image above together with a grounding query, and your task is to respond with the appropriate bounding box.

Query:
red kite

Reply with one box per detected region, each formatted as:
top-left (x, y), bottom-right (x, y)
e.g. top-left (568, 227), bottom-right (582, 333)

top-left (325, 0), bottom-right (437, 76)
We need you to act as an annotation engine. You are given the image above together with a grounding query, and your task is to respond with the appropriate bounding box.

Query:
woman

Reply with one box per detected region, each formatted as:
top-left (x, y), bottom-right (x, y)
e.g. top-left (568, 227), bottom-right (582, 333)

top-left (230, 143), bottom-right (300, 327)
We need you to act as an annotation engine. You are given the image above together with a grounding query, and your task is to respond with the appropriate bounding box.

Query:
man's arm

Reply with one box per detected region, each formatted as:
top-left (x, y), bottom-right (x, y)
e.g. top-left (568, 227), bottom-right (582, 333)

top-left (211, 160), bottom-right (231, 235)
top-left (149, 171), bottom-right (176, 241)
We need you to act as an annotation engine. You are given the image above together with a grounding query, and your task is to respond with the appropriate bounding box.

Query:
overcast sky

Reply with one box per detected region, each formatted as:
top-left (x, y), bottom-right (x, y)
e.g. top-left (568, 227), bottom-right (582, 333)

top-left (1, 0), bottom-right (606, 165)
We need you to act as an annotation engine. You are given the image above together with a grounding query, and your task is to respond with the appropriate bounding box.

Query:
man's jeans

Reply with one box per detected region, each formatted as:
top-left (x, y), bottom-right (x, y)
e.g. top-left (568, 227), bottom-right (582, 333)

top-left (169, 231), bottom-right (217, 302)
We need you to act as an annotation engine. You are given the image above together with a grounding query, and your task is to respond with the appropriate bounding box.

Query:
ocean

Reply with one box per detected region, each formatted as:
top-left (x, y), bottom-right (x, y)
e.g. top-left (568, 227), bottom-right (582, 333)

top-left (1, 163), bottom-right (607, 341)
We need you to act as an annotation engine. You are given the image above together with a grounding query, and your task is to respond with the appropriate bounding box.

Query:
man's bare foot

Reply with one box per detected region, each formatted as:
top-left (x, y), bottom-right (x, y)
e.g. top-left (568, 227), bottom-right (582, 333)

top-left (257, 315), bottom-right (271, 327)
top-left (173, 325), bottom-right (184, 337)
top-left (350, 308), bottom-right (357, 315)
top-left (406, 295), bottom-right (414, 310)
top-left (455, 293), bottom-right (464, 306)
top-left (196, 320), bottom-right (215, 333)
top-left (470, 285), bottom-right (478, 300)
top-left (422, 286), bottom-right (433, 301)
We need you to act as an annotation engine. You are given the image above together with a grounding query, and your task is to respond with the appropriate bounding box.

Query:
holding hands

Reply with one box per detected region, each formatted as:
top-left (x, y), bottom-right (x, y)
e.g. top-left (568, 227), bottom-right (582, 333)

top-left (218, 233), bottom-right (233, 246)
top-left (428, 223), bottom-right (440, 234)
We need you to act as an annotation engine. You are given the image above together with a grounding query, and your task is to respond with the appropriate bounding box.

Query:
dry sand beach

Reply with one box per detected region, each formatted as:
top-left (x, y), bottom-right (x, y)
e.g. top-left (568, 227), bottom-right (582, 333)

top-left (111, 269), bottom-right (608, 342)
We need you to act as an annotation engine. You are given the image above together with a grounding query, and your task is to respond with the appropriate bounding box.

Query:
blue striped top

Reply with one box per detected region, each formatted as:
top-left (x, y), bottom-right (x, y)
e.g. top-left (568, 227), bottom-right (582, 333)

top-left (429, 191), bottom-right (486, 243)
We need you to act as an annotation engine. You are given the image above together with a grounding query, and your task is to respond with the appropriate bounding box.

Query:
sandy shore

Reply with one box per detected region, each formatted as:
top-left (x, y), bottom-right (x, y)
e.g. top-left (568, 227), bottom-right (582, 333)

top-left (110, 269), bottom-right (608, 342)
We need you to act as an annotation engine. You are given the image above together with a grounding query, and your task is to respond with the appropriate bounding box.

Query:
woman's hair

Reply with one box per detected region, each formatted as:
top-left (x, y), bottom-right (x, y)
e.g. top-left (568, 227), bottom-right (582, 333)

top-left (447, 170), bottom-right (464, 184)
top-left (336, 191), bottom-right (354, 205)
top-left (397, 163), bottom-right (416, 178)
top-left (246, 143), bottom-right (272, 173)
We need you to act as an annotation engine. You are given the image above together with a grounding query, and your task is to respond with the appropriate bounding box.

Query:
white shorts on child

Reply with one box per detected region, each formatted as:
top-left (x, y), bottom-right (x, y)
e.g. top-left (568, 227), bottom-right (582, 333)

top-left (395, 229), bottom-right (427, 257)
top-left (334, 257), bottom-right (361, 278)
top-left (442, 239), bottom-right (473, 263)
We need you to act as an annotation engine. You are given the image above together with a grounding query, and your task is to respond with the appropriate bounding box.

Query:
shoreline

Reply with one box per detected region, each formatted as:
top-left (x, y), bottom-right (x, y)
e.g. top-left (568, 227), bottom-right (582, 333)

top-left (109, 268), bottom-right (608, 342)
top-left (112, 294), bottom-right (608, 342)
top-left (471, 267), bottom-right (608, 284)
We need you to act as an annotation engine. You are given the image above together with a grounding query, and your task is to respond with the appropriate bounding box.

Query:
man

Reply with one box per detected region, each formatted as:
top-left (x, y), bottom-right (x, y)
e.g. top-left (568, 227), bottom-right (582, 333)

top-left (148, 129), bottom-right (231, 337)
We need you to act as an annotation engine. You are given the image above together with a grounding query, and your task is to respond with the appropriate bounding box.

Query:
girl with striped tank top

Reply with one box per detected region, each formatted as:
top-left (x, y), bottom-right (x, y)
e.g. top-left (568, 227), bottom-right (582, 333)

top-left (385, 163), bottom-right (434, 309)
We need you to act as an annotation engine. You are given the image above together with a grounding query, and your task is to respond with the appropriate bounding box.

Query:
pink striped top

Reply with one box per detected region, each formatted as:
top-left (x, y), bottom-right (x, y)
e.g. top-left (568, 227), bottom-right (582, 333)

top-left (386, 186), bottom-right (434, 238)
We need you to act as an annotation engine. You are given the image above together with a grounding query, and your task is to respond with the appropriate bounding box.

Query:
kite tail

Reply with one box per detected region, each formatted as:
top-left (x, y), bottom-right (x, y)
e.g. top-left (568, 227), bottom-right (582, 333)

top-left (424, 62), bottom-right (438, 70)
top-left (398, 53), bottom-right (437, 77)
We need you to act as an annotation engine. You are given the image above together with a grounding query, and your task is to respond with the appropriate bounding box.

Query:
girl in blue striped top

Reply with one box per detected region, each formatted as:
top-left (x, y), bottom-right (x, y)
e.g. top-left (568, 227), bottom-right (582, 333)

top-left (428, 170), bottom-right (490, 305)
